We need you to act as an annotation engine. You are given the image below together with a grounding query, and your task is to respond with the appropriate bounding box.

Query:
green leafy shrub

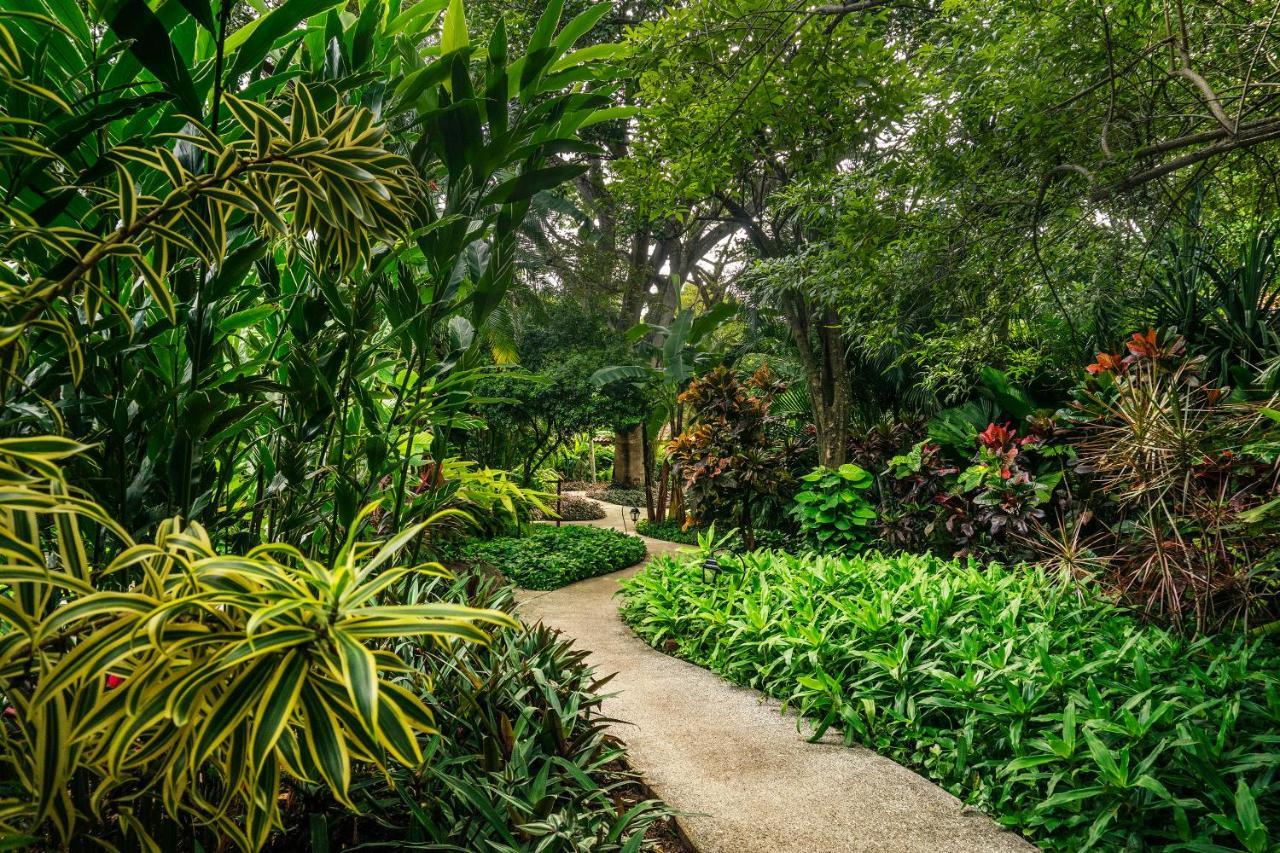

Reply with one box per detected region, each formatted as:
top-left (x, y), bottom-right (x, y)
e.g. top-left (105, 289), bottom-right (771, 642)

top-left (0, 442), bottom-right (512, 850)
top-left (635, 518), bottom-right (803, 553)
top-left (533, 495), bottom-right (608, 521)
top-left (789, 464), bottom-right (877, 551)
top-left (621, 549), bottom-right (1280, 851)
top-left (597, 487), bottom-right (648, 507)
top-left (750, 527), bottom-right (806, 552)
top-left (463, 525), bottom-right (647, 590)
top-left (636, 518), bottom-right (702, 544)
top-left (280, 572), bottom-right (674, 850)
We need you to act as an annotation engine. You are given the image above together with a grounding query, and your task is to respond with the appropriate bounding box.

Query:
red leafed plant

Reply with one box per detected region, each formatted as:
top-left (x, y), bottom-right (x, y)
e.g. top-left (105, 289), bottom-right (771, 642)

top-left (668, 365), bottom-right (798, 548)
top-left (1065, 333), bottom-right (1280, 632)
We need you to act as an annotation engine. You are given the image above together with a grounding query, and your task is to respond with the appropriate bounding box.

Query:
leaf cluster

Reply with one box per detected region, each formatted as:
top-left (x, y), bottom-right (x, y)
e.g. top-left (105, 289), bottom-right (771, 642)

top-left (459, 524), bottom-right (645, 590)
top-left (622, 549), bottom-right (1280, 851)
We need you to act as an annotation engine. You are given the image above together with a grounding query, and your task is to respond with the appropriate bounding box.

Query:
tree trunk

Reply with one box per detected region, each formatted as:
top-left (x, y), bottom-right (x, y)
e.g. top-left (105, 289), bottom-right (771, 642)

top-left (612, 425), bottom-right (645, 487)
top-left (667, 473), bottom-right (685, 524)
top-left (786, 295), bottom-right (850, 468)
top-left (655, 459), bottom-right (670, 522)
top-left (641, 421), bottom-right (656, 522)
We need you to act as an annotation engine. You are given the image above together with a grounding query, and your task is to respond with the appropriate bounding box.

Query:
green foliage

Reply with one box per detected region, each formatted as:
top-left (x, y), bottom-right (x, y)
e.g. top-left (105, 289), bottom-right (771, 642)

top-left (468, 302), bottom-right (647, 484)
top-left (789, 464), bottom-right (876, 552)
top-left (534, 494), bottom-right (607, 521)
top-left (928, 400), bottom-right (1000, 455)
top-left (461, 525), bottom-right (646, 590)
top-left (0, 442), bottom-right (511, 849)
top-left (635, 518), bottom-right (701, 545)
top-left (621, 549), bottom-right (1280, 852)
top-left (427, 459), bottom-right (553, 535)
top-left (591, 305), bottom-right (739, 523)
top-left (636, 517), bottom-right (800, 553)
top-left (0, 0), bottom-right (626, 550)
top-left (596, 486), bottom-right (647, 507)
top-left (0, 0), bottom-right (641, 847)
top-left (285, 571), bottom-right (672, 850)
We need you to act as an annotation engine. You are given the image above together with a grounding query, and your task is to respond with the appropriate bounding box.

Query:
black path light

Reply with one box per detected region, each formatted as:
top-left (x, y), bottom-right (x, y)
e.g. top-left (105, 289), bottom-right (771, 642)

top-left (701, 547), bottom-right (747, 584)
top-left (629, 506), bottom-right (640, 529)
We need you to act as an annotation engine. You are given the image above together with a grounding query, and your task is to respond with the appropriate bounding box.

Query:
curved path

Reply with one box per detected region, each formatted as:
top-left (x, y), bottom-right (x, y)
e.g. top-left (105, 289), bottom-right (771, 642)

top-left (518, 502), bottom-right (1034, 853)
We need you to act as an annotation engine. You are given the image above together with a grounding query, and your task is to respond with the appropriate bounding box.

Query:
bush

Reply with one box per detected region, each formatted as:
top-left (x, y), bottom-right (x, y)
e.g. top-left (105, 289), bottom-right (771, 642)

top-left (1065, 334), bottom-right (1280, 631)
top-left (620, 549), bottom-right (1280, 851)
top-left (635, 518), bottom-right (702, 544)
top-left (276, 572), bottom-right (675, 850)
top-left (636, 519), bottom-right (805, 552)
top-left (533, 494), bottom-right (607, 521)
top-left (0, 443), bottom-right (513, 850)
top-left (789, 463), bottom-right (877, 552)
top-left (463, 525), bottom-right (647, 590)
top-left (750, 527), bottom-right (806, 552)
top-left (667, 365), bottom-right (797, 544)
top-left (597, 486), bottom-right (648, 507)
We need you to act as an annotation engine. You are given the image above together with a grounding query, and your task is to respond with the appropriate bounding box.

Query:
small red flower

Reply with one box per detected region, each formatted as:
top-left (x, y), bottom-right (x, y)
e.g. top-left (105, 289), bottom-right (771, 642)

top-left (105, 673), bottom-right (124, 690)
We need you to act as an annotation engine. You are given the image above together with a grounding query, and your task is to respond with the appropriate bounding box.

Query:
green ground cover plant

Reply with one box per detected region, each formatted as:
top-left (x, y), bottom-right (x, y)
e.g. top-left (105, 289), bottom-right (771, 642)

top-left (636, 519), bottom-right (802, 553)
top-left (463, 525), bottom-right (647, 590)
top-left (635, 518), bottom-right (702, 544)
top-left (597, 487), bottom-right (649, 508)
top-left (789, 463), bottom-right (877, 552)
top-left (620, 549), bottom-right (1280, 851)
top-left (534, 494), bottom-right (608, 521)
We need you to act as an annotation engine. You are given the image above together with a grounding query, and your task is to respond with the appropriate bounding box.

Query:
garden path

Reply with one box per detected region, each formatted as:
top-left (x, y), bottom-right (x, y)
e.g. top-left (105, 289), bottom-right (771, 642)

top-left (517, 500), bottom-right (1034, 853)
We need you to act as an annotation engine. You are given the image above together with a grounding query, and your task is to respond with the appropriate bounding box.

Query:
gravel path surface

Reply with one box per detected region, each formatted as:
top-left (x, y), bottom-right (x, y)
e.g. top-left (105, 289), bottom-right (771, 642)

top-left (517, 504), bottom-right (1035, 852)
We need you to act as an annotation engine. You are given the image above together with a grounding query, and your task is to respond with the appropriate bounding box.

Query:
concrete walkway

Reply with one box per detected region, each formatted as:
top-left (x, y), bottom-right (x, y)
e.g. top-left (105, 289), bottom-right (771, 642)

top-left (518, 502), bottom-right (1035, 852)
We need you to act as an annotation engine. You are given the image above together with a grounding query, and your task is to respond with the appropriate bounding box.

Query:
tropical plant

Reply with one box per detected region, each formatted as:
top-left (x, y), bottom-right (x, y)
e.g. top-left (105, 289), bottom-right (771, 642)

top-left (635, 518), bottom-right (703, 545)
top-left (590, 303), bottom-right (738, 521)
top-left (668, 365), bottom-right (796, 547)
top-left (457, 524), bottom-right (646, 590)
top-left (789, 463), bottom-right (876, 552)
top-left (277, 570), bottom-right (674, 851)
top-left (0, 440), bottom-right (512, 849)
top-left (880, 439), bottom-right (958, 550)
top-left (956, 422), bottom-right (1063, 547)
top-left (1148, 198), bottom-right (1280, 384)
top-left (0, 0), bottom-right (640, 847)
top-left (0, 0), bottom-right (628, 554)
top-left (1064, 331), bottom-right (1280, 631)
top-left (621, 548), bottom-right (1280, 852)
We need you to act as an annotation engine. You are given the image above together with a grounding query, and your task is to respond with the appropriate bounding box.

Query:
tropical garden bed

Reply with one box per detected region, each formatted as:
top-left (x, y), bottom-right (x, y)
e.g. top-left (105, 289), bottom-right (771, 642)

top-left (3, 0), bottom-right (1280, 847)
top-left (456, 524), bottom-right (647, 590)
top-left (621, 550), bottom-right (1280, 851)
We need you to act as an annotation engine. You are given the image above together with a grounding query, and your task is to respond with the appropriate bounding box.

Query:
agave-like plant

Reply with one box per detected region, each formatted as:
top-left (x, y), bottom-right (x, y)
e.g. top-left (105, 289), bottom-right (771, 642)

top-left (0, 439), bottom-right (514, 850)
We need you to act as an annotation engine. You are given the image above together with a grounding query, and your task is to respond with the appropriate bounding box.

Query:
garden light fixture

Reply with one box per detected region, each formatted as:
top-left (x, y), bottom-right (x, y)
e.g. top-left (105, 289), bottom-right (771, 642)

top-left (701, 553), bottom-right (721, 584)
